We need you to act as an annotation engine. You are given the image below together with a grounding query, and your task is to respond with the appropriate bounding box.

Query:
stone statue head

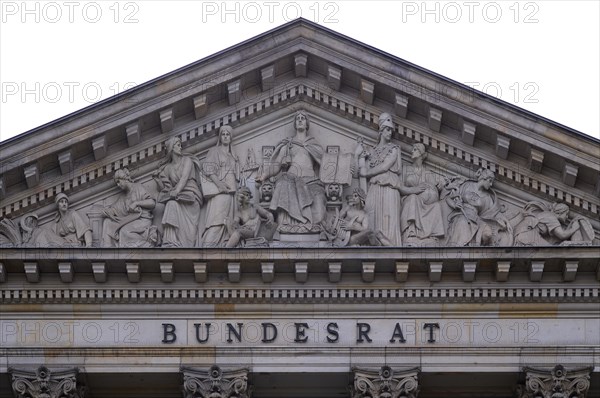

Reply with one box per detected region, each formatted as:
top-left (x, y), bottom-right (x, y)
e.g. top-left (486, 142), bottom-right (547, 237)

top-left (54, 193), bottom-right (69, 212)
top-left (165, 136), bottom-right (182, 159)
top-left (378, 113), bottom-right (394, 140)
top-left (326, 183), bottom-right (342, 201)
top-left (411, 143), bottom-right (427, 159)
top-left (114, 168), bottom-right (133, 190)
top-left (552, 203), bottom-right (570, 222)
top-left (476, 168), bottom-right (495, 189)
top-left (294, 110), bottom-right (310, 132)
top-left (378, 119), bottom-right (394, 144)
top-left (378, 113), bottom-right (394, 137)
top-left (351, 187), bottom-right (366, 208)
top-left (237, 186), bottom-right (253, 205)
top-left (218, 125), bottom-right (233, 147)
top-left (260, 182), bottom-right (274, 202)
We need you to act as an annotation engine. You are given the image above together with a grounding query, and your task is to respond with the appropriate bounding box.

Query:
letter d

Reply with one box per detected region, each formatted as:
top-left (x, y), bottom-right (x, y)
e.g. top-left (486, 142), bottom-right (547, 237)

top-left (261, 322), bottom-right (278, 343)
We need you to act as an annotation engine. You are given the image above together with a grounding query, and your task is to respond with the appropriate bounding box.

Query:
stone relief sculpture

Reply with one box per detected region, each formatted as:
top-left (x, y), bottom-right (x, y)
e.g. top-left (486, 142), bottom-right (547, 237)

top-left (321, 145), bottom-right (353, 203)
top-left (0, 213), bottom-right (41, 247)
top-left (199, 125), bottom-right (240, 246)
top-left (19, 213), bottom-right (42, 246)
top-left (100, 168), bottom-right (158, 248)
top-left (226, 186), bottom-right (275, 248)
top-left (513, 201), bottom-right (594, 246)
top-left (326, 187), bottom-right (378, 246)
top-left (355, 114), bottom-right (404, 246)
top-left (257, 110), bottom-right (327, 236)
top-left (326, 183), bottom-right (343, 202)
top-left (259, 181), bottom-right (274, 203)
top-left (400, 144), bottom-right (445, 246)
top-left (30, 193), bottom-right (93, 247)
top-left (153, 136), bottom-right (204, 247)
top-left (444, 168), bottom-right (513, 246)
top-left (1, 110), bottom-right (596, 249)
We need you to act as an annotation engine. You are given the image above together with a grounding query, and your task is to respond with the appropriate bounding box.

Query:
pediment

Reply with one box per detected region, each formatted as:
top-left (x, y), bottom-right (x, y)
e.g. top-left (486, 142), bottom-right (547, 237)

top-left (1, 19), bottom-right (598, 249)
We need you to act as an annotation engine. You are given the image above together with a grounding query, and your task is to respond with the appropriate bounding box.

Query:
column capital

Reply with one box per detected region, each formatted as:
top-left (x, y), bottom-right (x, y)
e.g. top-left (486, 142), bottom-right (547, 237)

top-left (10, 365), bottom-right (84, 398)
top-left (352, 366), bottom-right (420, 398)
top-left (182, 365), bottom-right (251, 398)
top-left (515, 364), bottom-right (593, 398)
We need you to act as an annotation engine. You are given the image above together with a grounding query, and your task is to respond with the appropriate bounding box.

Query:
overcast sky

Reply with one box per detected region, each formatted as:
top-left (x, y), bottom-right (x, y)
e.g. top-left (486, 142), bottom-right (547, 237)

top-left (1, 0), bottom-right (599, 142)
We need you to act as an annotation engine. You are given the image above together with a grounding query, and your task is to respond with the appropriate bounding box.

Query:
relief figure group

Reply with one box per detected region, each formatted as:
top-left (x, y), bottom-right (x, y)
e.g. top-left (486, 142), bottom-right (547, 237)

top-left (0, 110), bottom-right (595, 249)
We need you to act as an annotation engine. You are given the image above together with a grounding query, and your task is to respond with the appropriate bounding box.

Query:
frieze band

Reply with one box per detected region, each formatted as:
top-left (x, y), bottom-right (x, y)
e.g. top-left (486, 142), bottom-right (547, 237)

top-left (1, 111), bottom-right (595, 250)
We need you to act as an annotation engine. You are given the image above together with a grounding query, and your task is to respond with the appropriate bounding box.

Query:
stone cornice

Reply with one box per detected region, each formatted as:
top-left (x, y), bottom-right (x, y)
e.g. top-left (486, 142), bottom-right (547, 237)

top-left (2, 245), bottom-right (599, 287)
top-left (2, 245), bottom-right (598, 261)
top-left (1, 346), bottom-right (598, 371)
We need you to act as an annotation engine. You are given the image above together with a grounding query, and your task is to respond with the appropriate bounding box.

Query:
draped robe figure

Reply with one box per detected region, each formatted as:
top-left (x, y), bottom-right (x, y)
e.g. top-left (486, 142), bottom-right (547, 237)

top-left (154, 137), bottom-right (203, 247)
top-left (514, 202), bottom-right (594, 246)
top-left (34, 193), bottom-right (92, 247)
top-left (400, 144), bottom-right (445, 245)
top-left (200, 125), bottom-right (239, 246)
top-left (259, 111), bottom-right (326, 234)
top-left (357, 116), bottom-right (403, 246)
top-left (102, 169), bottom-right (156, 248)
top-left (445, 169), bottom-right (512, 246)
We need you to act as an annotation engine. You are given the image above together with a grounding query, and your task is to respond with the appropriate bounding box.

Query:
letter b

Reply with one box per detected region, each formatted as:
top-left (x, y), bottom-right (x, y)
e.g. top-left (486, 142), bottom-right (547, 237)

top-left (162, 323), bottom-right (177, 343)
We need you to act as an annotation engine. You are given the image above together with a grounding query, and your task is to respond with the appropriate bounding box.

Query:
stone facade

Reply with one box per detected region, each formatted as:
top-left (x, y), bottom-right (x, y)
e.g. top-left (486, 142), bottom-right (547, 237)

top-left (0, 19), bottom-right (598, 397)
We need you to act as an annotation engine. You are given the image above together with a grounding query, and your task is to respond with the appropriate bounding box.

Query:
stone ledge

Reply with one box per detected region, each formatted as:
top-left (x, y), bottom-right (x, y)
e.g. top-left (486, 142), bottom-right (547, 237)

top-left (1, 246), bottom-right (598, 261)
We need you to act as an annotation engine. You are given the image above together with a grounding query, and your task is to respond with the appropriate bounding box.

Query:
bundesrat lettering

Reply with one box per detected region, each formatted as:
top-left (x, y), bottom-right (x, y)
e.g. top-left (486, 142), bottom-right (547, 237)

top-left (1, 320), bottom-right (542, 346)
top-left (161, 322), bottom-right (441, 344)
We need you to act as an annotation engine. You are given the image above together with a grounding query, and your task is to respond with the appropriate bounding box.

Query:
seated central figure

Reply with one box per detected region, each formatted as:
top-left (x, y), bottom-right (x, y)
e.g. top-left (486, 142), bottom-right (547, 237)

top-left (258, 110), bottom-right (326, 235)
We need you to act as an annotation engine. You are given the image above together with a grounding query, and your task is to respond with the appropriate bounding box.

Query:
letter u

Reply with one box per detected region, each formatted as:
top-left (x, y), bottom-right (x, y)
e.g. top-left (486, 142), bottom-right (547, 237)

top-left (194, 323), bottom-right (211, 343)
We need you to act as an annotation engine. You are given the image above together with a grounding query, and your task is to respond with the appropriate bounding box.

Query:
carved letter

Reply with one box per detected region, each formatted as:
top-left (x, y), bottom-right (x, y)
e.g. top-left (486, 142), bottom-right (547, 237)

top-left (357, 323), bottom-right (372, 343)
top-left (261, 322), bottom-right (277, 343)
top-left (194, 323), bottom-right (211, 343)
top-left (294, 322), bottom-right (309, 343)
top-left (326, 322), bottom-right (339, 343)
top-left (226, 323), bottom-right (243, 343)
top-left (389, 323), bottom-right (406, 343)
top-left (423, 323), bottom-right (439, 343)
top-left (162, 323), bottom-right (177, 343)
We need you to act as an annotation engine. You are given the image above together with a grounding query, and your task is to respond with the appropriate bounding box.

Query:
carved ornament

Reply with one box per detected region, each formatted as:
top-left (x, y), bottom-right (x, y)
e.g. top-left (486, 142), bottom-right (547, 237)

top-left (9, 365), bottom-right (84, 398)
top-left (515, 364), bottom-right (593, 398)
top-left (182, 365), bottom-right (251, 398)
top-left (351, 366), bottom-right (420, 398)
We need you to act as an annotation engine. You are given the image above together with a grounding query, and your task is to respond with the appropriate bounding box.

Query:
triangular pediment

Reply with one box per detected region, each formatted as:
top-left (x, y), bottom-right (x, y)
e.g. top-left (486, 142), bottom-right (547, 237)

top-left (1, 19), bottom-right (598, 249)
